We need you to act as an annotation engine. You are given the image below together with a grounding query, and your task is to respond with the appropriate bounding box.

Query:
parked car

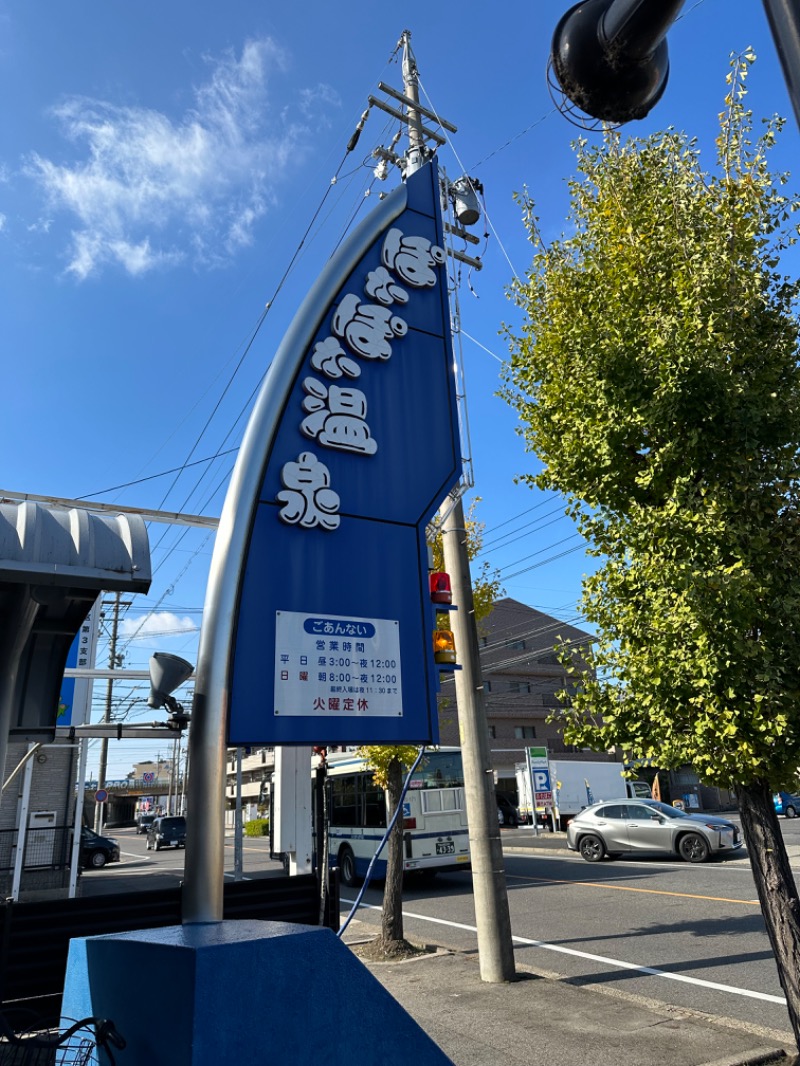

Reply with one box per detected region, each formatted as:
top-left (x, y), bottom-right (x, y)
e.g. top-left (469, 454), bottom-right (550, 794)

top-left (136, 813), bottom-right (156, 834)
top-left (80, 826), bottom-right (120, 869)
top-left (566, 799), bottom-right (742, 864)
top-left (146, 815), bottom-right (186, 851)
top-left (773, 792), bottom-right (800, 818)
top-left (496, 793), bottom-right (520, 827)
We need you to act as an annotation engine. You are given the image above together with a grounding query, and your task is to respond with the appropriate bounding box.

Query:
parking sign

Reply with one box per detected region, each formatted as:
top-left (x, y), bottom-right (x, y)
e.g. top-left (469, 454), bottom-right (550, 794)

top-left (533, 769), bottom-right (551, 793)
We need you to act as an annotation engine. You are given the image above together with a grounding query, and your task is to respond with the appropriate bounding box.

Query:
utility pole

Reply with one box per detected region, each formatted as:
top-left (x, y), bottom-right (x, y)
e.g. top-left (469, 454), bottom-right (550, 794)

top-left (95, 592), bottom-right (128, 831)
top-left (398, 31), bottom-right (515, 983)
top-left (234, 747), bottom-right (243, 881)
top-left (442, 499), bottom-right (516, 982)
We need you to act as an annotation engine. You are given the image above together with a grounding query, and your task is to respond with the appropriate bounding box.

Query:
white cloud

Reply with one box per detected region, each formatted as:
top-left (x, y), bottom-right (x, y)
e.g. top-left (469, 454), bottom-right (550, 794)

top-left (119, 612), bottom-right (198, 640)
top-left (0, 213), bottom-right (5, 232)
top-left (26, 39), bottom-right (337, 279)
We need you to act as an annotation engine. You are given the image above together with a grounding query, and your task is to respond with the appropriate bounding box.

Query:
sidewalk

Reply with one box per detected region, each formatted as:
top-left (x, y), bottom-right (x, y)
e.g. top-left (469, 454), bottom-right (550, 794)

top-left (341, 827), bottom-right (797, 1066)
top-left (343, 926), bottom-right (794, 1066)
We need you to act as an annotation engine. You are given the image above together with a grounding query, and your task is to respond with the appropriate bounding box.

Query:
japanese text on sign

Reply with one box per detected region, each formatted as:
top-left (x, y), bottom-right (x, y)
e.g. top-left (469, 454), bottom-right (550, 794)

top-left (276, 227), bottom-right (446, 531)
top-left (274, 610), bottom-right (403, 718)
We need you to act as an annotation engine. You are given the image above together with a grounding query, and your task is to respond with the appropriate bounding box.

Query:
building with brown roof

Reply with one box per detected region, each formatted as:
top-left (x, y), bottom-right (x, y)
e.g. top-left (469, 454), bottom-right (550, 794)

top-left (437, 597), bottom-right (618, 794)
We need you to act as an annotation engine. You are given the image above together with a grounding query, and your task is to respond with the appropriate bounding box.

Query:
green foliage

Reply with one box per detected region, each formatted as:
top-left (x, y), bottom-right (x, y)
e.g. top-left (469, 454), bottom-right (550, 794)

top-left (503, 53), bottom-right (800, 790)
top-left (429, 497), bottom-right (504, 626)
top-left (244, 818), bottom-right (269, 837)
top-left (355, 745), bottom-right (421, 791)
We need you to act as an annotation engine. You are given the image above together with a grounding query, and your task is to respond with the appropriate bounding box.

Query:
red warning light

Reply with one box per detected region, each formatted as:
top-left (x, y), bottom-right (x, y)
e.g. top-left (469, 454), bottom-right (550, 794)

top-left (429, 572), bottom-right (452, 604)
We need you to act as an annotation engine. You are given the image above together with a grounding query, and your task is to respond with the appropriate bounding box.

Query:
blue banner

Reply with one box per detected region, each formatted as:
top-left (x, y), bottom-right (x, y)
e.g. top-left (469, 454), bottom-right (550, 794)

top-left (226, 162), bottom-right (460, 745)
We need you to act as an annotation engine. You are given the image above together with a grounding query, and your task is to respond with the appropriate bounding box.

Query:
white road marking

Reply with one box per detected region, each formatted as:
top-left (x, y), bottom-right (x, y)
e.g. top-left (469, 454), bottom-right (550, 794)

top-left (343, 898), bottom-right (787, 1006)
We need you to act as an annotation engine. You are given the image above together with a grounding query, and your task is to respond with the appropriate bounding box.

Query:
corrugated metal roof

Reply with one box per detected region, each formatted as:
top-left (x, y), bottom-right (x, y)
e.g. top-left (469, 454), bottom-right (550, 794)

top-left (0, 501), bottom-right (151, 591)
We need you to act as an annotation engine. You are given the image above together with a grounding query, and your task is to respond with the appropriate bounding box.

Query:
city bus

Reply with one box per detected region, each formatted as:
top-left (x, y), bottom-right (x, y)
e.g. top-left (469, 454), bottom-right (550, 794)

top-left (323, 748), bottom-right (471, 886)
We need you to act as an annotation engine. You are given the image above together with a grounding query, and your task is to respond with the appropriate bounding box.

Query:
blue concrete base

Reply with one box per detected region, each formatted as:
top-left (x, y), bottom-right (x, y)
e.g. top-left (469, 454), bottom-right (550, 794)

top-left (61, 919), bottom-right (452, 1065)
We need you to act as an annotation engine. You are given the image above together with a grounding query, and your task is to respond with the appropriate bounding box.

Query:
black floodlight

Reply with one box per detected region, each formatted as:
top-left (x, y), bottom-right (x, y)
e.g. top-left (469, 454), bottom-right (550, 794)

top-left (550, 0), bottom-right (685, 125)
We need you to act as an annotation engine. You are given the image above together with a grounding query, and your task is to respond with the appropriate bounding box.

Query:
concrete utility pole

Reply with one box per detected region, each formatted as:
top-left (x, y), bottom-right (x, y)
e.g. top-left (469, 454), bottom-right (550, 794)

top-left (234, 747), bottom-right (243, 880)
top-left (398, 29), bottom-right (515, 984)
top-left (442, 499), bottom-right (516, 982)
top-left (95, 591), bottom-right (126, 832)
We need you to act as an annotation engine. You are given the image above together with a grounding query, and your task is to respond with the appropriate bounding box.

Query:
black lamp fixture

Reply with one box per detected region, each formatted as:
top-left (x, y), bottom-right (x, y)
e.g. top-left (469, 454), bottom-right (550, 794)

top-left (148, 652), bottom-right (194, 731)
top-left (550, 0), bottom-right (685, 125)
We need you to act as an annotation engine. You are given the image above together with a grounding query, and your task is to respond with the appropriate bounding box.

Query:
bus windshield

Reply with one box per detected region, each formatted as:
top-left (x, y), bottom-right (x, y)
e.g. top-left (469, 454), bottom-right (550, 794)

top-left (407, 750), bottom-right (465, 790)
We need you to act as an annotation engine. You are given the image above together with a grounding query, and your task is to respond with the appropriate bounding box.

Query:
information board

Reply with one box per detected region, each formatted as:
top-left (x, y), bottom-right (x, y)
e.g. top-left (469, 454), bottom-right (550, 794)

top-left (274, 610), bottom-right (402, 719)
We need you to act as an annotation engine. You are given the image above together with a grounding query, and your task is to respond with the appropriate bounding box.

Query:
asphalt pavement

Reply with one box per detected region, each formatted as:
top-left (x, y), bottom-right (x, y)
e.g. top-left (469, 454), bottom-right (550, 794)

top-left (341, 828), bottom-right (798, 1066)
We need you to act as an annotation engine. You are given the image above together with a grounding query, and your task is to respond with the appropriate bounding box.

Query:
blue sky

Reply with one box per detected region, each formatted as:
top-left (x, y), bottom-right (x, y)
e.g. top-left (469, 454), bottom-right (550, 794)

top-left (2, 0), bottom-right (797, 775)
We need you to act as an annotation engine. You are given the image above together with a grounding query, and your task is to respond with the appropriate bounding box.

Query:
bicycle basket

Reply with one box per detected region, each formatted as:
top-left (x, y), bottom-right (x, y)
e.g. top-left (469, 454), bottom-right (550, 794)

top-left (0, 1014), bottom-right (125, 1066)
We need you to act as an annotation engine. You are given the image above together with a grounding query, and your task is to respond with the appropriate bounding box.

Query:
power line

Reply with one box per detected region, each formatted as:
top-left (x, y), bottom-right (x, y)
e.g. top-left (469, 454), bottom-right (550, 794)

top-left (76, 450), bottom-right (239, 501)
top-left (479, 504), bottom-right (573, 558)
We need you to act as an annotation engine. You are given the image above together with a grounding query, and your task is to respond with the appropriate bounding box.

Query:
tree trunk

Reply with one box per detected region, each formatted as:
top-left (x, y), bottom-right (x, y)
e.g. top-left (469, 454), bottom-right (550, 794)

top-left (736, 779), bottom-right (800, 1050)
top-left (380, 757), bottom-right (405, 946)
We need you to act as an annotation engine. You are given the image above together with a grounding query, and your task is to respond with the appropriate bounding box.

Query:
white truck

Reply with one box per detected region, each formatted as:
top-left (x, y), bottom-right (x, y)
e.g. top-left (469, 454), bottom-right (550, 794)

top-left (515, 760), bottom-right (651, 831)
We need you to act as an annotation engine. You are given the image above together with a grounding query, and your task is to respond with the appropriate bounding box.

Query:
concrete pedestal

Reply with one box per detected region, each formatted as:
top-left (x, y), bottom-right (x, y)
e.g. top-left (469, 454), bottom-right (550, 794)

top-left (61, 919), bottom-right (453, 1065)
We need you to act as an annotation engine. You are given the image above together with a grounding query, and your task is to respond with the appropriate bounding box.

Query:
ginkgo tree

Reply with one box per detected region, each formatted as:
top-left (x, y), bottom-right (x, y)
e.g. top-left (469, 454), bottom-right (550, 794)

top-left (503, 52), bottom-right (800, 1047)
top-left (356, 501), bottom-right (501, 957)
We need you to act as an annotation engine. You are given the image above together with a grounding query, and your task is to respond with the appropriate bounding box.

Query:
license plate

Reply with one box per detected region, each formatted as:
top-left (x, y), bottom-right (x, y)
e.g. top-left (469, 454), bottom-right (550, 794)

top-left (436, 841), bottom-right (455, 855)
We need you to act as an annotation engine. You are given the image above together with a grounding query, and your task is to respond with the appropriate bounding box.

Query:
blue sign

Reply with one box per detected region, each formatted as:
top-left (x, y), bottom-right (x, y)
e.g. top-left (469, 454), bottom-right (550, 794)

top-left (223, 161), bottom-right (460, 745)
top-left (58, 601), bottom-right (98, 727)
top-left (533, 769), bottom-right (551, 793)
top-left (58, 634), bottom-right (79, 727)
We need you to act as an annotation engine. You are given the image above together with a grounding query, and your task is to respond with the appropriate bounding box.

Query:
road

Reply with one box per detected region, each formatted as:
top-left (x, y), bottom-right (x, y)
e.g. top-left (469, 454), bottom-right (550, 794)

top-left (341, 815), bottom-right (800, 1045)
top-left (79, 826), bottom-right (285, 893)
top-left (83, 815), bottom-right (800, 1045)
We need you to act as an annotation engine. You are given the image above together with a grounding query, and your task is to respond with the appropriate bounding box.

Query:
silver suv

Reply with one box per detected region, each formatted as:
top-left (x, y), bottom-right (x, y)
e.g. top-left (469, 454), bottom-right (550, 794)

top-left (567, 799), bottom-right (742, 863)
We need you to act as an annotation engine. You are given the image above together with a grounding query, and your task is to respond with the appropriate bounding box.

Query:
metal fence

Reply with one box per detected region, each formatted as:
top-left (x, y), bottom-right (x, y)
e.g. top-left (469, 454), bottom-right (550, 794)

top-left (0, 828), bottom-right (72, 876)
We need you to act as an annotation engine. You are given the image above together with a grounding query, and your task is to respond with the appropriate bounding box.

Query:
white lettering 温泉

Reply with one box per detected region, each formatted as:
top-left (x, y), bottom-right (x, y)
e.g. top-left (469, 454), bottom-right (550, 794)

top-left (276, 225), bottom-right (445, 530)
top-left (300, 378), bottom-right (377, 456)
top-left (276, 452), bottom-right (340, 530)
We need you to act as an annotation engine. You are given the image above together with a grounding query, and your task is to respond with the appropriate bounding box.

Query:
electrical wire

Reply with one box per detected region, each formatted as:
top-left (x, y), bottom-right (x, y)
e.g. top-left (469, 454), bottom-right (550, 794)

top-left (75, 450), bottom-right (240, 501)
top-left (478, 503), bottom-right (572, 556)
top-left (418, 75), bottom-right (523, 285)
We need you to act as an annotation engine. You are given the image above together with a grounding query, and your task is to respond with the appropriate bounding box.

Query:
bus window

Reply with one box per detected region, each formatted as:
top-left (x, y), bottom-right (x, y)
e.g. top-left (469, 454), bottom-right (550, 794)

top-left (409, 751), bottom-right (464, 790)
top-left (324, 748), bottom-right (470, 885)
top-left (331, 775), bottom-right (359, 828)
top-left (363, 780), bottom-right (387, 828)
top-left (422, 788), bottom-right (460, 815)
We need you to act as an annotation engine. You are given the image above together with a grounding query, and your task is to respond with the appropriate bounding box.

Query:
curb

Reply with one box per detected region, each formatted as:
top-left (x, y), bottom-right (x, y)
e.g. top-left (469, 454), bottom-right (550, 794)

top-left (699, 1049), bottom-right (792, 1066)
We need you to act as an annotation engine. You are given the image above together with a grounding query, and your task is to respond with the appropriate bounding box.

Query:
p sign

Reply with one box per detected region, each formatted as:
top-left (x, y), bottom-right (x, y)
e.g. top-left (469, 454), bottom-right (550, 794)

top-left (533, 769), bottom-right (551, 794)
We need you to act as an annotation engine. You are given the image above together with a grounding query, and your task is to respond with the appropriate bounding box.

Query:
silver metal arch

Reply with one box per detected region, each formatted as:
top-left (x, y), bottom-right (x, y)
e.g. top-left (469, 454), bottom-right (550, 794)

top-left (183, 180), bottom-right (410, 923)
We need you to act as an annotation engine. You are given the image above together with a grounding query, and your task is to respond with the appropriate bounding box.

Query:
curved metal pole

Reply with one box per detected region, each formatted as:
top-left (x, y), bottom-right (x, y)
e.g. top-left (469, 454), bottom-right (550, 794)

top-left (182, 183), bottom-right (411, 924)
top-left (762, 0), bottom-right (800, 129)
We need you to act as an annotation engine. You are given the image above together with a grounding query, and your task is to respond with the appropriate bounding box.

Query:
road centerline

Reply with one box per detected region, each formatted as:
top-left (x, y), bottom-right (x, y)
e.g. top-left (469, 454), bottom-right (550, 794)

top-left (504, 872), bottom-right (760, 906)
